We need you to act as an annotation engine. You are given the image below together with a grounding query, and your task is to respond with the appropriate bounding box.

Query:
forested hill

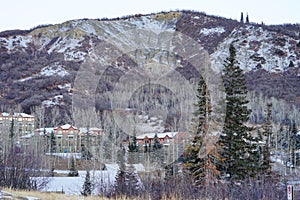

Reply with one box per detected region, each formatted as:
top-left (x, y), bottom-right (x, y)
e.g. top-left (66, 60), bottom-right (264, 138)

top-left (0, 10), bottom-right (299, 126)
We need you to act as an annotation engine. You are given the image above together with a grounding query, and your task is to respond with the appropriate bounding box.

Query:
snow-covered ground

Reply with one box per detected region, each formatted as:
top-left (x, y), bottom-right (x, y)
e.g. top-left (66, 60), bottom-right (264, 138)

top-left (200, 27), bottom-right (225, 36)
top-left (211, 25), bottom-right (300, 73)
top-left (37, 169), bottom-right (117, 195)
top-left (41, 62), bottom-right (69, 77)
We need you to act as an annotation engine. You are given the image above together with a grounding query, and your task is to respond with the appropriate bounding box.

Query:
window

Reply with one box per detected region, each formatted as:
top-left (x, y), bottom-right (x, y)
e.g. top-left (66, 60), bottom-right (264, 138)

top-left (68, 135), bottom-right (74, 139)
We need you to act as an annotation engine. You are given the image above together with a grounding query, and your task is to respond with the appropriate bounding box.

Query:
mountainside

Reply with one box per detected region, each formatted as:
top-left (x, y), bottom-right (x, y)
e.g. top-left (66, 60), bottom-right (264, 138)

top-left (0, 10), bottom-right (300, 126)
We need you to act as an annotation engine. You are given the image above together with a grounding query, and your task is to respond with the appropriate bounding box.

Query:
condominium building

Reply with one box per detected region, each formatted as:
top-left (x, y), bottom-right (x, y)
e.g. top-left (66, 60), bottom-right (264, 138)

top-left (0, 112), bottom-right (35, 139)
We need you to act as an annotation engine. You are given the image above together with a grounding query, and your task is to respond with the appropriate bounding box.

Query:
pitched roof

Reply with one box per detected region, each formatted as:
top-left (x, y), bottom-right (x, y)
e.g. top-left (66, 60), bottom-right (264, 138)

top-left (1, 112), bottom-right (10, 117)
top-left (13, 113), bottom-right (34, 118)
top-left (79, 127), bottom-right (103, 133)
top-left (55, 124), bottom-right (78, 130)
top-left (1, 112), bottom-right (34, 118)
top-left (136, 132), bottom-right (177, 140)
top-left (35, 128), bottom-right (55, 135)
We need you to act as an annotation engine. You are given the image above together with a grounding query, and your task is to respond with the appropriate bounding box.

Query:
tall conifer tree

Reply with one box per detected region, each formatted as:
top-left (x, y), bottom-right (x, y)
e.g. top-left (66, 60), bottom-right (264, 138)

top-left (240, 12), bottom-right (244, 23)
top-left (259, 103), bottom-right (273, 173)
top-left (290, 121), bottom-right (299, 166)
top-left (217, 43), bottom-right (259, 180)
top-left (246, 13), bottom-right (249, 23)
top-left (81, 170), bottom-right (92, 196)
top-left (184, 76), bottom-right (219, 185)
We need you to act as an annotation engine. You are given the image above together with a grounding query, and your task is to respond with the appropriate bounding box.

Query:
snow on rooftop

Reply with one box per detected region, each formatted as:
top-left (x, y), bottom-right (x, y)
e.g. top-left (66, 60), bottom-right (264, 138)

top-left (136, 132), bottom-right (177, 140)
top-left (13, 113), bottom-right (35, 118)
top-left (1, 112), bottom-right (10, 117)
top-left (79, 127), bottom-right (103, 134)
top-left (57, 124), bottom-right (76, 130)
top-left (1, 112), bottom-right (34, 118)
top-left (35, 128), bottom-right (55, 134)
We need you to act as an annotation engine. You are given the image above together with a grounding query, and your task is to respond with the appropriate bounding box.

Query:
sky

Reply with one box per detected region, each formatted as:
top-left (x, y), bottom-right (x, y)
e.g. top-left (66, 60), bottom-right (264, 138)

top-left (0, 0), bottom-right (299, 32)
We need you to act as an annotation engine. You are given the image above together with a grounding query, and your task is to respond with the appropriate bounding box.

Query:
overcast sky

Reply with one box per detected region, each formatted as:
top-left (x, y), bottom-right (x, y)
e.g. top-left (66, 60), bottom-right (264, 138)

top-left (0, 0), bottom-right (299, 32)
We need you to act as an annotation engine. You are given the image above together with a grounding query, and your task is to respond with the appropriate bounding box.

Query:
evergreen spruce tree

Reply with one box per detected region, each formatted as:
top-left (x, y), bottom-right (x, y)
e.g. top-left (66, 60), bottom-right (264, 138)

top-left (183, 76), bottom-right (219, 186)
top-left (152, 133), bottom-right (162, 150)
top-left (68, 156), bottom-right (79, 177)
top-left (9, 118), bottom-right (15, 149)
top-left (0, 146), bottom-right (4, 186)
top-left (217, 43), bottom-right (259, 181)
top-left (50, 131), bottom-right (56, 153)
top-left (81, 170), bottom-right (92, 196)
top-left (259, 103), bottom-right (273, 174)
top-left (81, 144), bottom-right (92, 160)
top-left (128, 131), bottom-right (138, 152)
top-left (113, 148), bottom-right (140, 197)
top-left (246, 13), bottom-right (249, 23)
top-left (124, 164), bottom-right (140, 196)
top-left (114, 148), bottom-right (127, 195)
top-left (240, 12), bottom-right (244, 23)
top-left (289, 121), bottom-right (299, 166)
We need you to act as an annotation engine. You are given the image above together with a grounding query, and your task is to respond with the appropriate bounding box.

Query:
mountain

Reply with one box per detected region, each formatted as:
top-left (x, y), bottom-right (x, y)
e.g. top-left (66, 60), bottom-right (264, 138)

top-left (0, 10), bottom-right (299, 127)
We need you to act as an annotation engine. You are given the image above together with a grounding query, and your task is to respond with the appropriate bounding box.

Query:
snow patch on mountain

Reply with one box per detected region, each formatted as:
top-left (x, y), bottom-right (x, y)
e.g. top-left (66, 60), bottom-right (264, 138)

top-left (0, 35), bottom-right (32, 51)
top-left (64, 50), bottom-right (86, 61)
top-left (58, 83), bottom-right (71, 91)
top-left (80, 22), bottom-right (97, 35)
top-left (128, 15), bottom-right (177, 34)
top-left (42, 95), bottom-right (64, 107)
top-left (46, 36), bottom-right (83, 54)
top-left (211, 25), bottom-right (300, 72)
top-left (200, 27), bottom-right (225, 36)
top-left (41, 62), bottom-right (69, 77)
top-left (17, 76), bottom-right (34, 82)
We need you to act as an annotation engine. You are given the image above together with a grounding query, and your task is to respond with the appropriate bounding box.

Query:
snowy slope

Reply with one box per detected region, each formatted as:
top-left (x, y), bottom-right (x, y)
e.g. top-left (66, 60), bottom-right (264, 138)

top-left (211, 25), bottom-right (300, 72)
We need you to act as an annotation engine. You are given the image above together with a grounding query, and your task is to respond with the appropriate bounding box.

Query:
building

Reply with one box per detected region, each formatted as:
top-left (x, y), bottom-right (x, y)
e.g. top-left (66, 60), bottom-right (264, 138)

top-left (79, 127), bottom-right (104, 155)
top-left (0, 112), bottom-right (35, 139)
top-left (35, 124), bottom-right (104, 154)
top-left (53, 124), bottom-right (80, 153)
top-left (136, 132), bottom-right (178, 146)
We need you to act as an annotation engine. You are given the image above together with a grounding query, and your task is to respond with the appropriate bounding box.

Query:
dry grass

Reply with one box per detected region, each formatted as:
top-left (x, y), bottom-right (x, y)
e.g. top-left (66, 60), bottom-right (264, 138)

top-left (2, 189), bottom-right (169, 200)
top-left (154, 12), bottom-right (181, 20)
top-left (1, 189), bottom-right (187, 200)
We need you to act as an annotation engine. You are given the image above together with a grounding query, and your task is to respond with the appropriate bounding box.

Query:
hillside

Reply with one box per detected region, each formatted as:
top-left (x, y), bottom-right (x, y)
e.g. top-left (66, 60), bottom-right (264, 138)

top-left (0, 10), bottom-right (300, 126)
